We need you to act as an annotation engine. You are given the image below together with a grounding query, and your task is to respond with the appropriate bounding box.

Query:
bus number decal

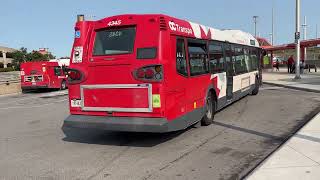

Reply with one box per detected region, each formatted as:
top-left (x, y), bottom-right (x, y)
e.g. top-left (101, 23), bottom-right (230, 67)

top-left (177, 52), bottom-right (184, 58)
top-left (108, 31), bottom-right (122, 38)
top-left (107, 20), bottom-right (122, 26)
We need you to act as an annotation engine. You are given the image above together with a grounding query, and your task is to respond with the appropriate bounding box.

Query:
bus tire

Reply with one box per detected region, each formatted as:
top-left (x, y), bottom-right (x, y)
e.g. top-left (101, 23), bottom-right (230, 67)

top-left (251, 77), bottom-right (259, 95)
top-left (21, 89), bottom-right (28, 94)
top-left (60, 80), bottom-right (67, 90)
top-left (201, 92), bottom-right (216, 126)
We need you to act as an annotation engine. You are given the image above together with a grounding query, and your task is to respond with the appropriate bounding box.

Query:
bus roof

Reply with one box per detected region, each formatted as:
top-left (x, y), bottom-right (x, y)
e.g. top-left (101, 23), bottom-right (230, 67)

top-left (96, 14), bottom-right (259, 47)
top-left (21, 61), bottom-right (59, 67)
top-left (49, 59), bottom-right (70, 66)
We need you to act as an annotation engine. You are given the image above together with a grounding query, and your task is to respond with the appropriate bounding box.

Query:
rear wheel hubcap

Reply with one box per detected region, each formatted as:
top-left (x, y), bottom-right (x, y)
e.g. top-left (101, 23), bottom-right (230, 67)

top-left (206, 97), bottom-right (213, 119)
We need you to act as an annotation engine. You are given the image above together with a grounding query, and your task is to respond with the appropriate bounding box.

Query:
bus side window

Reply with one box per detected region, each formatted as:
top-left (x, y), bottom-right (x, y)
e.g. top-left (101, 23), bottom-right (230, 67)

top-left (250, 48), bottom-right (259, 71)
top-left (244, 48), bottom-right (252, 72)
top-left (176, 38), bottom-right (188, 76)
top-left (54, 66), bottom-right (62, 76)
top-left (234, 46), bottom-right (247, 74)
top-left (188, 40), bottom-right (208, 76)
top-left (62, 65), bottom-right (68, 74)
top-left (209, 42), bottom-right (224, 73)
top-left (225, 44), bottom-right (235, 76)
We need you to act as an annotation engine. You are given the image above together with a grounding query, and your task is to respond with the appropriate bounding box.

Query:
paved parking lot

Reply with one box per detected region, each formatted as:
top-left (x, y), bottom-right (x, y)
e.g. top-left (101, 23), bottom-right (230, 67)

top-left (0, 86), bottom-right (319, 180)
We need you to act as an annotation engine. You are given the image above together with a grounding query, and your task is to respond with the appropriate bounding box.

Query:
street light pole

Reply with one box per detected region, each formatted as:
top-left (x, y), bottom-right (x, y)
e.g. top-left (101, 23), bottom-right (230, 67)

top-left (295, 0), bottom-right (301, 79)
top-left (302, 16), bottom-right (308, 61)
top-left (272, 5), bottom-right (275, 45)
top-left (253, 16), bottom-right (259, 37)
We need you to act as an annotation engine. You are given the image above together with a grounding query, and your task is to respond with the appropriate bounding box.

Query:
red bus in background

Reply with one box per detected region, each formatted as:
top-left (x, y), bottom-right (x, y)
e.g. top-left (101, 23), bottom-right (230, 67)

top-left (20, 60), bottom-right (69, 92)
top-left (63, 14), bottom-right (262, 133)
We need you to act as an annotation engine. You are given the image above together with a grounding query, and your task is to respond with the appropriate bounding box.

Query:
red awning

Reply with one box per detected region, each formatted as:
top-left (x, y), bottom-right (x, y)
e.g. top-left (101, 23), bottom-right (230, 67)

top-left (263, 38), bottom-right (320, 52)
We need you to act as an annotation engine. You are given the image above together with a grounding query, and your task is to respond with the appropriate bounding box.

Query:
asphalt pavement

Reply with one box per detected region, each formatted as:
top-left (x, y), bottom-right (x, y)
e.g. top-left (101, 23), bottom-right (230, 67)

top-left (0, 86), bottom-right (319, 180)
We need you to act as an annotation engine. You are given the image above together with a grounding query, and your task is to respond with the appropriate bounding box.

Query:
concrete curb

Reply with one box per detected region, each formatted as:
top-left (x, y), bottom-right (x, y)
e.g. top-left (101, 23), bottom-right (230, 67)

top-left (0, 83), bottom-right (21, 96)
top-left (263, 82), bottom-right (320, 93)
top-left (243, 108), bottom-right (320, 179)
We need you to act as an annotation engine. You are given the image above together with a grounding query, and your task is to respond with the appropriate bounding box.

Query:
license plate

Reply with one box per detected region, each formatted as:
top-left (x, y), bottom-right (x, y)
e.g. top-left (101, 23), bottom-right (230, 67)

top-left (71, 99), bottom-right (82, 107)
top-left (32, 82), bottom-right (36, 86)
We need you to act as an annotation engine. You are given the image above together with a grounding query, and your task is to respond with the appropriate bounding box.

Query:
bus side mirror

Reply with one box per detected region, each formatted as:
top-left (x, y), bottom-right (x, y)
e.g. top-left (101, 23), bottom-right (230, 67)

top-left (261, 50), bottom-right (267, 56)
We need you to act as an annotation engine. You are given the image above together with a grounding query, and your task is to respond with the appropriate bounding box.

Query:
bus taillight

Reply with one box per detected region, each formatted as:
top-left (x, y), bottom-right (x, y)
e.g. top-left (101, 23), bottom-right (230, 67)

top-left (133, 65), bottom-right (163, 82)
top-left (67, 69), bottom-right (84, 84)
top-left (145, 69), bottom-right (155, 79)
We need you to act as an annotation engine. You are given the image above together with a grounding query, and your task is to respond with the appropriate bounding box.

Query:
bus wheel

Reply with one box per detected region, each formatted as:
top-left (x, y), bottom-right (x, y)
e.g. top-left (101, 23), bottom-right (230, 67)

top-left (201, 93), bottom-right (216, 126)
top-left (60, 80), bottom-right (67, 90)
top-left (251, 77), bottom-right (259, 95)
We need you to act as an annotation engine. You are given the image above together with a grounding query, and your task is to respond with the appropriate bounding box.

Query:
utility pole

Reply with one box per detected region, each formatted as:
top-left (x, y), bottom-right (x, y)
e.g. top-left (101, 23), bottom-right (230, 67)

top-left (302, 16), bottom-right (308, 61)
top-left (271, 5), bottom-right (275, 45)
top-left (316, 24), bottom-right (318, 38)
top-left (295, 0), bottom-right (301, 79)
top-left (253, 16), bottom-right (259, 37)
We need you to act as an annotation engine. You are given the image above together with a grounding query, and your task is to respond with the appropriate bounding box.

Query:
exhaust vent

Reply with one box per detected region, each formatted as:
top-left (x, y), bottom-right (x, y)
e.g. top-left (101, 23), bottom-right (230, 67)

top-left (159, 17), bottom-right (167, 31)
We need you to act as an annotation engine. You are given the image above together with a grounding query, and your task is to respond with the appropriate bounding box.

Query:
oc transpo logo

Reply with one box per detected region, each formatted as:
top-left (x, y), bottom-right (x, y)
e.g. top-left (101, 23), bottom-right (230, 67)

top-left (168, 21), bottom-right (193, 35)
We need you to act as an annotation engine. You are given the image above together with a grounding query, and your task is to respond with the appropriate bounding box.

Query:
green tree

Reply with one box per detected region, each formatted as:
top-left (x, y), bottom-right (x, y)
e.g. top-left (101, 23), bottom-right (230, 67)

top-left (11, 47), bottom-right (28, 69)
top-left (11, 47), bottom-right (56, 67)
top-left (28, 51), bottom-right (46, 61)
top-left (27, 51), bottom-right (55, 61)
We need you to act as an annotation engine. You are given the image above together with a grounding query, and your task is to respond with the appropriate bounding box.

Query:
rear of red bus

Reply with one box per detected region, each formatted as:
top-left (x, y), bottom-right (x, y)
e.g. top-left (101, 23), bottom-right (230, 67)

top-left (63, 14), bottom-right (198, 133)
top-left (20, 61), bottom-right (67, 90)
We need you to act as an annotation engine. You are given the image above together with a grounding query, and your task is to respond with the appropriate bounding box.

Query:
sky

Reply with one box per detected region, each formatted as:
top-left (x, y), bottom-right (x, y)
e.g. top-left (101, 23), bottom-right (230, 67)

top-left (1, 0), bottom-right (320, 57)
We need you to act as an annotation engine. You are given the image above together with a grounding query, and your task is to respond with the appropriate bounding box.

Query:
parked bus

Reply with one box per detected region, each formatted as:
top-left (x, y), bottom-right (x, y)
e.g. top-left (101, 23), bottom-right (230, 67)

top-left (20, 60), bottom-right (69, 92)
top-left (63, 14), bottom-right (262, 133)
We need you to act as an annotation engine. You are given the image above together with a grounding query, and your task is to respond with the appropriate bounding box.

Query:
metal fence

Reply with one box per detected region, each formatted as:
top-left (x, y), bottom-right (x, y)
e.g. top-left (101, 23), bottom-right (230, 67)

top-left (0, 79), bottom-right (20, 85)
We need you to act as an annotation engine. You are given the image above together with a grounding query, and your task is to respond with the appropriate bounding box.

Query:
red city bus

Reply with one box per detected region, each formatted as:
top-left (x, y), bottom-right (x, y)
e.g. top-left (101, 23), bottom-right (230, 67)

top-left (20, 61), bottom-right (68, 91)
top-left (63, 14), bottom-right (262, 133)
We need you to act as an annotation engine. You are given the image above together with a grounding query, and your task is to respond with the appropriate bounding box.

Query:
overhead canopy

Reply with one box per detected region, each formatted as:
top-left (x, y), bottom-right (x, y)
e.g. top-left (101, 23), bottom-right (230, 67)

top-left (256, 37), bottom-right (272, 49)
top-left (261, 38), bottom-right (320, 51)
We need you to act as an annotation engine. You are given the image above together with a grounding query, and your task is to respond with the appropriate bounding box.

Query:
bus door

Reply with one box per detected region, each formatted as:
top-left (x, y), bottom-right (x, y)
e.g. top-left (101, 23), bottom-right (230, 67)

top-left (224, 44), bottom-right (234, 101)
top-left (170, 37), bottom-right (189, 118)
top-left (185, 39), bottom-right (209, 111)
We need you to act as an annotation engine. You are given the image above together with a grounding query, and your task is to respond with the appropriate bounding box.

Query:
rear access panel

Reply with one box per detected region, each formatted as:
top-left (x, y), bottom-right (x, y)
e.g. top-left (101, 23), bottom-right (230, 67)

top-left (80, 84), bottom-right (153, 112)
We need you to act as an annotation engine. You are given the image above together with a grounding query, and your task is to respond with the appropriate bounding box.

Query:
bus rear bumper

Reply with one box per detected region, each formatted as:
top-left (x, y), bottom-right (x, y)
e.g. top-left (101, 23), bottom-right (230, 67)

top-left (21, 85), bottom-right (48, 90)
top-left (62, 109), bottom-right (203, 133)
top-left (63, 115), bottom-right (176, 133)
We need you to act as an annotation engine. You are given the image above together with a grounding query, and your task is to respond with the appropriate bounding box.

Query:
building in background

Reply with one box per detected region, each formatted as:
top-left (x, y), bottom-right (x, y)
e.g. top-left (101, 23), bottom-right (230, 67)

top-left (273, 47), bottom-right (320, 61)
top-left (0, 46), bottom-right (17, 68)
top-left (37, 48), bottom-right (50, 55)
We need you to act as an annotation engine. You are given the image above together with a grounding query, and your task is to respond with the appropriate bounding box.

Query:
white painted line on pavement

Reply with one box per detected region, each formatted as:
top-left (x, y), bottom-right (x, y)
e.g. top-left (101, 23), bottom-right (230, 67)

top-left (0, 92), bottom-right (21, 98)
top-left (260, 87), bottom-right (285, 91)
top-left (40, 90), bottom-right (68, 98)
top-left (0, 95), bottom-right (41, 105)
top-left (0, 90), bottom-right (68, 105)
top-left (0, 99), bottom-right (68, 110)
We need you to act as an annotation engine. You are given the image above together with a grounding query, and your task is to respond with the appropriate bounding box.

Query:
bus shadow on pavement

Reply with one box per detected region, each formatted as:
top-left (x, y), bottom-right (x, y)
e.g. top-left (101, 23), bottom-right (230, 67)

top-left (61, 127), bottom-right (190, 147)
top-left (213, 121), bottom-right (285, 142)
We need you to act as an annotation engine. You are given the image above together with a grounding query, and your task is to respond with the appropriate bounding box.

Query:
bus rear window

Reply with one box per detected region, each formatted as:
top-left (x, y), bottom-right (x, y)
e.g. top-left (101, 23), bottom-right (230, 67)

top-left (93, 27), bottom-right (136, 56)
